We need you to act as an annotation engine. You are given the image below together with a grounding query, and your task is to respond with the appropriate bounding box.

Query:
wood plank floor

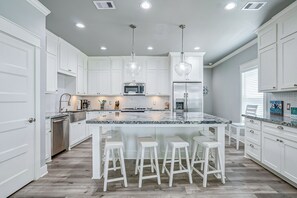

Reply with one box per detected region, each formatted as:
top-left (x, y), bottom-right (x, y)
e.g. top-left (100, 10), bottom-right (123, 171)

top-left (11, 138), bottom-right (297, 198)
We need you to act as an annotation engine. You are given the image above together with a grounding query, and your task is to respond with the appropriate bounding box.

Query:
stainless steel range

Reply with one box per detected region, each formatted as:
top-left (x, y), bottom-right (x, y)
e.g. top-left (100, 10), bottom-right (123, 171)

top-left (121, 108), bottom-right (146, 112)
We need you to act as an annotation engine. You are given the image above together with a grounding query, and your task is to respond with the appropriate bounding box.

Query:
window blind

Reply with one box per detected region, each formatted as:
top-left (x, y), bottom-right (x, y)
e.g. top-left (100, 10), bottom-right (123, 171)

top-left (241, 68), bottom-right (264, 117)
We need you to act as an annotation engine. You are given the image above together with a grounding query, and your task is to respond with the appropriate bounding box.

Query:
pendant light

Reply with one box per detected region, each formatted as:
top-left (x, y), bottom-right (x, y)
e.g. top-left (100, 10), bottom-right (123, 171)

top-left (175, 24), bottom-right (192, 80)
top-left (126, 24), bottom-right (141, 83)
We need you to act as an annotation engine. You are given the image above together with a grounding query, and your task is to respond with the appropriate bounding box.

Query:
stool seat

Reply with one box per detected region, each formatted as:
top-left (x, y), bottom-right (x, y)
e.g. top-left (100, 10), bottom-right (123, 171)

top-left (202, 142), bottom-right (221, 148)
top-left (231, 122), bottom-right (245, 127)
top-left (193, 136), bottom-right (214, 143)
top-left (137, 136), bottom-right (158, 147)
top-left (167, 136), bottom-right (189, 148)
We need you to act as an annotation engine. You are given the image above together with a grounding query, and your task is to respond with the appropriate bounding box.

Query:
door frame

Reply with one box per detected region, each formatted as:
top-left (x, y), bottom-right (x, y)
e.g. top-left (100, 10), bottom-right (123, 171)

top-left (0, 16), bottom-right (42, 179)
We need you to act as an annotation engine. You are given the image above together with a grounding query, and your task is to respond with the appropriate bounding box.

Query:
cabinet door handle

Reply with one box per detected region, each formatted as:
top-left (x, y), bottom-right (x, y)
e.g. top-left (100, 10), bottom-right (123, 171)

top-left (273, 86), bottom-right (276, 89)
top-left (250, 120), bottom-right (254, 123)
top-left (277, 126), bottom-right (284, 130)
top-left (249, 144), bottom-right (254, 148)
top-left (68, 69), bottom-right (72, 72)
top-left (294, 84), bottom-right (297, 87)
top-left (249, 130), bottom-right (254, 134)
top-left (276, 139), bottom-right (279, 142)
top-left (279, 140), bottom-right (283, 143)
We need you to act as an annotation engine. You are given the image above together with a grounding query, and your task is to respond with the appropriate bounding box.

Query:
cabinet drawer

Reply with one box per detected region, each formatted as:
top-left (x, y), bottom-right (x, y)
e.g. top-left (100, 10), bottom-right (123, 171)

top-left (262, 122), bottom-right (297, 142)
top-left (245, 127), bottom-right (261, 145)
top-left (246, 140), bottom-right (261, 161)
top-left (245, 119), bottom-right (261, 130)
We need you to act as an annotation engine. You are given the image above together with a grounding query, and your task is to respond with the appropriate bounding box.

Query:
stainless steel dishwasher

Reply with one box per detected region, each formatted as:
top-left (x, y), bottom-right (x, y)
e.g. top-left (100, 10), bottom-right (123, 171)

top-left (51, 115), bottom-right (69, 156)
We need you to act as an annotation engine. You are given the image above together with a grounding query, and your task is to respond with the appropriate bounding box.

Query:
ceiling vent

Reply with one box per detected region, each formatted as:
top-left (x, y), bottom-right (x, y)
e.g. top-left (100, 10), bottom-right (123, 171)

top-left (93, 1), bottom-right (116, 9)
top-left (242, 2), bottom-right (266, 11)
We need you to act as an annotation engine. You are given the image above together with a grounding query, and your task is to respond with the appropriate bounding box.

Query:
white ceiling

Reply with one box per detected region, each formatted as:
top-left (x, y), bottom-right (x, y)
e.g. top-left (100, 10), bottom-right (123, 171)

top-left (40, 0), bottom-right (295, 64)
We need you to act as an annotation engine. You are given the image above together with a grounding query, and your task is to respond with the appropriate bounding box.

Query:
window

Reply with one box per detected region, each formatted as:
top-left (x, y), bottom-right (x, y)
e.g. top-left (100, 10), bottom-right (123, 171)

top-left (241, 66), bottom-right (264, 119)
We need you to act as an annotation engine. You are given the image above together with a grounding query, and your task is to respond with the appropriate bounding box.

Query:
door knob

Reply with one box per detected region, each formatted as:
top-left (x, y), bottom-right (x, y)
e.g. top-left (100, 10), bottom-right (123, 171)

top-left (28, 118), bottom-right (36, 123)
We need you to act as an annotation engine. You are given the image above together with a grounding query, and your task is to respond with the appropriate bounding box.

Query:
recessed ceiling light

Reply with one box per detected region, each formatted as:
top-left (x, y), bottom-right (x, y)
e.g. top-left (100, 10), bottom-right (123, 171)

top-left (100, 46), bottom-right (107, 50)
top-left (141, 1), bottom-right (151, 9)
top-left (76, 23), bottom-right (85, 28)
top-left (225, 2), bottom-right (237, 10)
top-left (147, 46), bottom-right (153, 50)
top-left (194, 47), bottom-right (200, 50)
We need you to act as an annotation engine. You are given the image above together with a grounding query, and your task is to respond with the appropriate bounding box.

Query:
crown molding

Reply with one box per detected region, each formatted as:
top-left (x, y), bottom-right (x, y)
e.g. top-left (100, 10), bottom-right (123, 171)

top-left (26, 0), bottom-right (51, 16)
top-left (209, 38), bottom-right (257, 69)
top-left (168, 52), bottom-right (206, 57)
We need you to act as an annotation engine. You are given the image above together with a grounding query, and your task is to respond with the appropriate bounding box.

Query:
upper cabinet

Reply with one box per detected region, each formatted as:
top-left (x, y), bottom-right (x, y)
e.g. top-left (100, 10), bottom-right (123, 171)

top-left (257, 3), bottom-right (297, 92)
top-left (76, 53), bottom-right (88, 95)
top-left (46, 31), bottom-right (58, 93)
top-left (58, 38), bottom-right (78, 76)
top-left (278, 6), bottom-right (297, 40)
top-left (169, 52), bottom-right (204, 82)
top-left (46, 30), bottom-right (58, 56)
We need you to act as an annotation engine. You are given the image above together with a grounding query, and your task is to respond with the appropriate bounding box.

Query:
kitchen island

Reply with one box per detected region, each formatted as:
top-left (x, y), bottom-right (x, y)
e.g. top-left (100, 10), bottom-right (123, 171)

top-left (87, 111), bottom-right (230, 179)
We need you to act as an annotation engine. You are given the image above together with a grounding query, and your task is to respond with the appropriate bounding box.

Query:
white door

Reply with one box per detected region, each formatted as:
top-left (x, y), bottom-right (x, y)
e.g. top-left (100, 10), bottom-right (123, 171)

top-left (258, 44), bottom-right (277, 91)
top-left (0, 32), bottom-right (35, 197)
top-left (262, 132), bottom-right (281, 173)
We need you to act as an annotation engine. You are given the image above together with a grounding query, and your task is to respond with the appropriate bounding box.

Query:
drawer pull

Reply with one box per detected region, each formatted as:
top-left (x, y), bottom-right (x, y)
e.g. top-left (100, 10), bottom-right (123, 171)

top-left (250, 120), bottom-right (254, 123)
top-left (273, 86), bottom-right (276, 89)
top-left (276, 139), bottom-right (279, 142)
top-left (249, 130), bottom-right (254, 134)
top-left (277, 126), bottom-right (284, 130)
top-left (279, 140), bottom-right (284, 143)
top-left (249, 144), bottom-right (254, 148)
top-left (294, 84), bottom-right (297, 87)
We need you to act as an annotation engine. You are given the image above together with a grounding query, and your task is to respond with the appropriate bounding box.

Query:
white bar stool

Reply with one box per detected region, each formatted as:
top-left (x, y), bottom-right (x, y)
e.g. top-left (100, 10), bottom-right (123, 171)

top-left (135, 136), bottom-right (161, 188)
top-left (191, 141), bottom-right (225, 187)
top-left (162, 136), bottom-right (192, 187)
top-left (103, 136), bottom-right (128, 192)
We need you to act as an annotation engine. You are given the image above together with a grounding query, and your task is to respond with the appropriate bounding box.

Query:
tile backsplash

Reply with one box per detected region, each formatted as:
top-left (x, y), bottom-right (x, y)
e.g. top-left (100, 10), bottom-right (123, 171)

top-left (267, 91), bottom-right (297, 117)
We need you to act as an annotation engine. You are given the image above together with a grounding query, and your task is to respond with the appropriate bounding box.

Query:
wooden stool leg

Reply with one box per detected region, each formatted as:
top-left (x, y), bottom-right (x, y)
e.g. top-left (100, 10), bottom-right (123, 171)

top-left (185, 146), bottom-right (193, 184)
top-left (111, 148), bottom-right (116, 171)
top-left (154, 146), bottom-right (161, 185)
top-left (217, 147), bottom-right (225, 184)
top-left (119, 147), bottom-right (128, 187)
top-left (150, 147), bottom-right (154, 173)
top-left (138, 146), bottom-right (145, 188)
top-left (103, 149), bottom-right (110, 192)
top-left (203, 148), bottom-right (209, 188)
top-left (169, 146), bottom-right (176, 187)
top-left (200, 147), bottom-right (205, 171)
top-left (178, 148), bottom-right (182, 170)
top-left (191, 141), bottom-right (198, 173)
top-left (162, 144), bottom-right (168, 174)
top-left (228, 125), bottom-right (231, 145)
top-left (236, 128), bottom-right (240, 150)
top-left (135, 144), bottom-right (140, 175)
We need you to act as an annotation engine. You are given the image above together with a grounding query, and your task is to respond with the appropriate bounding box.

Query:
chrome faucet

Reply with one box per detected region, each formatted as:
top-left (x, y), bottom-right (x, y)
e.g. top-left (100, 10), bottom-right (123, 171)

top-left (59, 93), bottom-right (72, 112)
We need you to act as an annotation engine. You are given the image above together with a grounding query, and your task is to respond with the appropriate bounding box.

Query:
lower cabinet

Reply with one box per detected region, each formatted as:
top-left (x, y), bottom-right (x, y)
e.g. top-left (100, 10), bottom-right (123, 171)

top-left (281, 138), bottom-right (297, 183)
top-left (262, 132), bottom-right (282, 172)
top-left (69, 120), bottom-right (87, 148)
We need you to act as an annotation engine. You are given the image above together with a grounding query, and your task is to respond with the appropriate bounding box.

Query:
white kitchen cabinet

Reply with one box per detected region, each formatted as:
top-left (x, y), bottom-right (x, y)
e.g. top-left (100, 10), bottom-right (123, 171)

top-left (282, 139), bottom-right (297, 184)
top-left (46, 30), bottom-right (58, 56)
top-left (146, 69), bottom-right (170, 95)
top-left (46, 53), bottom-right (58, 93)
top-left (279, 32), bottom-right (297, 90)
top-left (77, 66), bottom-right (84, 94)
top-left (258, 44), bottom-right (277, 92)
top-left (59, 38), bottom-right (78, 76)
top-left (169, 53), bottom-right (204, 82)
top-left (69, 120), bottom-right (86, 148)
top-left (258, 23), bottom-right (277, 50)
top-left (262, 132), bottom-right (282, 172)
top-left (45, 118), bottom-right (51, 162)
top-left (111, 58), bottom-right (123, 95)
top-left (278, 6), bottom-right (297, 40)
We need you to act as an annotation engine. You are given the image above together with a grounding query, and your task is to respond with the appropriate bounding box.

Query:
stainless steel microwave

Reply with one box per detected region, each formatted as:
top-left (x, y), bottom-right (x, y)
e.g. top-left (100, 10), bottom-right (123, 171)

top-left (123, 83), bottom-right (145, 96)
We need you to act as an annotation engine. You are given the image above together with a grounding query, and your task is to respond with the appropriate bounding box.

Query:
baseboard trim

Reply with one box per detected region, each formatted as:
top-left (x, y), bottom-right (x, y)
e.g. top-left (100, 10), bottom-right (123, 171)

top-left (39, 164), bottom-right (48, 178)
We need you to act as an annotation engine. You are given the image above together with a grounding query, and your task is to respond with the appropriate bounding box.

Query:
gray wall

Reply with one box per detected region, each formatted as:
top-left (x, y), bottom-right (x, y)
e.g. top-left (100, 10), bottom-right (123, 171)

top-left (212, 44), bottom-right (258, 122)
top-left (0, 0), bottom-right (47, 166)
top-left (203, 68), bottom-right (213, 114)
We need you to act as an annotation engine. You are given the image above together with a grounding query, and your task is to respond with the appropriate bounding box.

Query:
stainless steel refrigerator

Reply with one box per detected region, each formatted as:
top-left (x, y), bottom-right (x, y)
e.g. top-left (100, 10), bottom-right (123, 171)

top-left (172, 81), bottom-right (203, 112)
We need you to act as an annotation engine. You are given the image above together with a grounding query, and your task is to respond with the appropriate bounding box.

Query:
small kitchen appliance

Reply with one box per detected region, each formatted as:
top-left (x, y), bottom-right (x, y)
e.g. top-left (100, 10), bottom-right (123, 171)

top-left (123, 83), bottom-right (145, 96)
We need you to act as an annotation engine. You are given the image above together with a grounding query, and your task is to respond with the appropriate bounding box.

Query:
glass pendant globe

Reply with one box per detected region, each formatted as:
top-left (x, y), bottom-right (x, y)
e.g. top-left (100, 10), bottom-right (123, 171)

top-left (126, 61), bottom-right (141, 77)
top-left (175, 61), bottom-right (192, 78)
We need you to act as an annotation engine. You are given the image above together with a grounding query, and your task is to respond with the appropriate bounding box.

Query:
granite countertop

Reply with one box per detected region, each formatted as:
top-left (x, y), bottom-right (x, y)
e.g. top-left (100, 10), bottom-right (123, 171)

top-left (242, 114), bottom-right (297, 128)
top-left (86, 111), bottom-right (231, 125)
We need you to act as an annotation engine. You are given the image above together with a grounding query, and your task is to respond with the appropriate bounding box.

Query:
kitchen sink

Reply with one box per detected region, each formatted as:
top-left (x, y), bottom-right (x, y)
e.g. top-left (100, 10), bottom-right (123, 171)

top-left (68, 111), bottom-right (86, 123)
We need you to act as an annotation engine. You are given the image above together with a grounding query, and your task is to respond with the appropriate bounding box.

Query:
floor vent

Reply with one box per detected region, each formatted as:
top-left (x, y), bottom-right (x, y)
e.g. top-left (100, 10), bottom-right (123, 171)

top-left (93, 1), bottom-right (116, 9)
top-left (242, 2), bottom-right (266, 10)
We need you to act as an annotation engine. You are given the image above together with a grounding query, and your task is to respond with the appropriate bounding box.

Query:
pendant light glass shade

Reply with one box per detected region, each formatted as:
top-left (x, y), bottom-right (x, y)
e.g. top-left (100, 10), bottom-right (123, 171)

top-left (126, 24), bottom-right (141, 82)
top-left (175, 25), bottom-right (192, 80)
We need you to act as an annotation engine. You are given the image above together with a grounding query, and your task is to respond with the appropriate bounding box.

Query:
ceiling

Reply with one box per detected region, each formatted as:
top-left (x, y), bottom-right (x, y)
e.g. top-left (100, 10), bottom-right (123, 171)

top-left (40, 0), bottom-right (295, 65)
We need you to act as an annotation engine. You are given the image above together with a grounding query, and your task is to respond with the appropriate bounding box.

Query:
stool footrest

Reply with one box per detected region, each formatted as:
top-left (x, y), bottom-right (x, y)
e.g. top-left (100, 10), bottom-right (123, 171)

top-left (142, 175), bottom-right (159, 180)
top-left (107, 167), bottom-right (121, 171)
top-left (107, 177), bottom-right (125, 183)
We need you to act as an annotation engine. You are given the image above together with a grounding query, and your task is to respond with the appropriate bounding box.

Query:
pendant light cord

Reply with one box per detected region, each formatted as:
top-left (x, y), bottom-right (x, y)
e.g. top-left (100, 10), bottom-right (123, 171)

top-left (179, 24), bottom-right (185, 62)
top-left (130, 24), bottom-right (136, 61)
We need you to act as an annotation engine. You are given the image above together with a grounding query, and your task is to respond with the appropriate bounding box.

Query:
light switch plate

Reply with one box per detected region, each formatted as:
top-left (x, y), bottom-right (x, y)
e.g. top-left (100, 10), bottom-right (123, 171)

top-left (287, 103), bottom-right (291, 110)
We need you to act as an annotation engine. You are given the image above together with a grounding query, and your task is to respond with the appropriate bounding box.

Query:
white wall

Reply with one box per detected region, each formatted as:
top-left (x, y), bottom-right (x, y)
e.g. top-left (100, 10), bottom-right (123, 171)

top-left (211, 44), bottom-right (258, 122)
top-left (0, 0), bottom-right (47, 166)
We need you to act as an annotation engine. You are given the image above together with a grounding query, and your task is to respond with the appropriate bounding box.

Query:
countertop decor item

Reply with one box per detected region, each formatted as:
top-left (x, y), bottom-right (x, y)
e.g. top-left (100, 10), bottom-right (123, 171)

top-left (114, 100), bottom-right (120, 110)
top-left (291, 107), bottom-right (297, 119)
top-left (125, 24), bottom-right (141, 82)
top-left (174, 24), bottom-right (192, 80)
top-left (98, 100), bottom-right (106, 110)
top-left (270, 100), bottom-right (284, 116)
